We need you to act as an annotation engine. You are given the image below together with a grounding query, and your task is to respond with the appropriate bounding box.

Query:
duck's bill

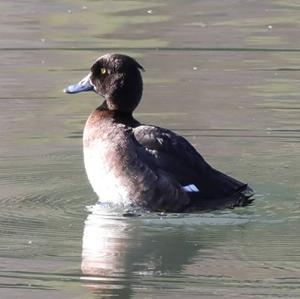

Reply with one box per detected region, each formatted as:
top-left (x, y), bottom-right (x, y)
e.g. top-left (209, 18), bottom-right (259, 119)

top-left (63, 73), bottom-right (94, 94)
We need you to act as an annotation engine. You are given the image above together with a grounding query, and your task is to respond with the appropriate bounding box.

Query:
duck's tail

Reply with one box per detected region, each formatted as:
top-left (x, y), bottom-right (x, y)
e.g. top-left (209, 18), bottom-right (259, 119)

top-left (225, 184), bottom-right (255, 208)
top-left (186, 183), bottom-right (254, 212)
top-left (184, 161), bottom-right (255, 212)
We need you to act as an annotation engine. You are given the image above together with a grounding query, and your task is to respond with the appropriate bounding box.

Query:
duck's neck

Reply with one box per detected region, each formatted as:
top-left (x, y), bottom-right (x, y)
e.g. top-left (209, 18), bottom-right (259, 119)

top-left (96, 101), bottom-right (140, 127)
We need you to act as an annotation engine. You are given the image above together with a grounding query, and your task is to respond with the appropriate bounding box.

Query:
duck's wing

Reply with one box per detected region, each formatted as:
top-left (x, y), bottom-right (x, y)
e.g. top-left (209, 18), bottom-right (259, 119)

top-left (133, 125), bottom-right (253, 210)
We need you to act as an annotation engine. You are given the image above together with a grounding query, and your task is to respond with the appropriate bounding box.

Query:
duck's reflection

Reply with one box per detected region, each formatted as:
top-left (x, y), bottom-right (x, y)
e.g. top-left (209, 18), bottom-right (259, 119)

top-left (80, 205), bottom-right (244, 297)
top-left (81, 205), bottom-right (204, 297)
top-left (81, 207), bottom-right (132, 277)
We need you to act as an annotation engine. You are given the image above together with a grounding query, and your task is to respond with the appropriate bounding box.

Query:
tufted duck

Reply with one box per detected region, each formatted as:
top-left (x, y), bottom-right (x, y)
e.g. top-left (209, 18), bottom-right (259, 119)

top-left (64, 53), bottom-right (254, 212)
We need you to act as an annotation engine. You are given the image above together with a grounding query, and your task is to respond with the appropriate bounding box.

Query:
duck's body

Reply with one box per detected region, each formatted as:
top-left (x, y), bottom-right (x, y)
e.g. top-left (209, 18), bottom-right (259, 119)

top-left (83, 106), bottom-right (191, 211)
top-left (65, 53), bottom-right (254, 212)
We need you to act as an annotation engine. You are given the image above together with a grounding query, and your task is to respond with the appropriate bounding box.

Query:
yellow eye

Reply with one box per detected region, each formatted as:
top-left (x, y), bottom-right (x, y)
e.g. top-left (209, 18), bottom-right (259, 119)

top-left (100, 68), bottom-right (107, 75)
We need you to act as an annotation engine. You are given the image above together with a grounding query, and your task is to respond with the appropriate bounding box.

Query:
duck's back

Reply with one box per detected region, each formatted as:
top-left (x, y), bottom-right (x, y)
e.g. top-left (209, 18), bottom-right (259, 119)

top-left (133, 125), bottom-right (254, 211)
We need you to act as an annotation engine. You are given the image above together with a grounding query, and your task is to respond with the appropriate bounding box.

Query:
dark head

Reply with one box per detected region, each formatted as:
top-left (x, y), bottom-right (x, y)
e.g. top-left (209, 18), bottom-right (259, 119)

top-left (64, 53), bottom-right (144, 113)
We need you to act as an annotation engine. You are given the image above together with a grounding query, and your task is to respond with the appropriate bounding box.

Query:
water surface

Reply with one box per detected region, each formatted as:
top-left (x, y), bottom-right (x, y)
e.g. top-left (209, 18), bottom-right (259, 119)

top-left (1, 0), bottom-right (300, 298)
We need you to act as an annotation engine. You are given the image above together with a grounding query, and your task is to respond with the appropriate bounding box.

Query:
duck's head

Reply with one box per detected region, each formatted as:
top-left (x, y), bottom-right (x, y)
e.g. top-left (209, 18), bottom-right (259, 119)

top-left (64, 53), bottom-right (144, 113)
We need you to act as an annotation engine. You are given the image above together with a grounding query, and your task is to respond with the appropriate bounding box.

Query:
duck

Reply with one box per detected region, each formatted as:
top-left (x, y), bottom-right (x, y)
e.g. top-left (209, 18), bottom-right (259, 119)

top-left (64, 53), bottom-right (254, 212)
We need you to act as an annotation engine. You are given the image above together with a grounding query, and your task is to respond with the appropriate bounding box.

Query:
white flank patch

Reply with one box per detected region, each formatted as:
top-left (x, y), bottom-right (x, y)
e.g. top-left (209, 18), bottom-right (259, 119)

top-left (183, 184), bottom-right (199, 192)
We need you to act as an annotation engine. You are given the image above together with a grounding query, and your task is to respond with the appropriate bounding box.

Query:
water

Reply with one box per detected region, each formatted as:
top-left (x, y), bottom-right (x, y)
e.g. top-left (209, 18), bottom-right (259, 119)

top-left (1, 0), bottom-right (300, 298)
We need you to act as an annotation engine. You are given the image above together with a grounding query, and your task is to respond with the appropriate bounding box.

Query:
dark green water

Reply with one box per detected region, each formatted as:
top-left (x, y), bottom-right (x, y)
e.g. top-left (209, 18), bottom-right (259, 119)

top-left (0, 0), bottom-right (299, 298)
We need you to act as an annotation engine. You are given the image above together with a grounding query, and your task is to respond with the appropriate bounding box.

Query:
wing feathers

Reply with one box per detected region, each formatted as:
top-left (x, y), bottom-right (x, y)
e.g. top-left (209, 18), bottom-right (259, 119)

top-left (133, 125), bottom-right (250, 204)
